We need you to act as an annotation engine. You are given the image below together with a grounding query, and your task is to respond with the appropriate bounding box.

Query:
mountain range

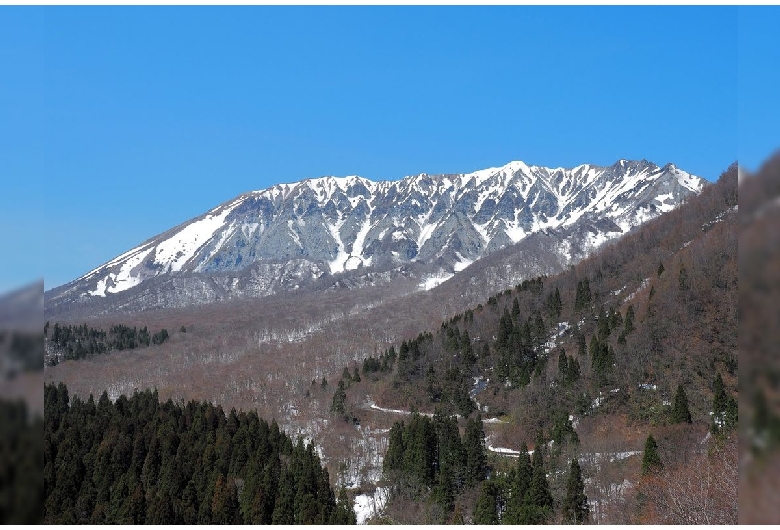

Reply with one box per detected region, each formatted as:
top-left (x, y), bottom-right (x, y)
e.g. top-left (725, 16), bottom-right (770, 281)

top-left (45, 159), bottom-right (704, 316)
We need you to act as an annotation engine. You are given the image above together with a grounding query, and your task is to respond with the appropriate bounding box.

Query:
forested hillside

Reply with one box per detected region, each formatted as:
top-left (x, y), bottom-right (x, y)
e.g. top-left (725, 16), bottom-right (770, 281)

top-left (43, 383), bottom-right (356, 524)
top-left (330, 164), bottom-right (738, 523)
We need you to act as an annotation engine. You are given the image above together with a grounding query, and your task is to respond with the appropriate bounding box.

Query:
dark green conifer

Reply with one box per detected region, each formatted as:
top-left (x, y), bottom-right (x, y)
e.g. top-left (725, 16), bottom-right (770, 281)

top-left (641, 434), bottom-right (662, 475)
top-left (562, 459), bottom-right (589, 524)
top-left (473, 480), bottom-right (499, 524)
top-left (464, 414), bottom-right (486, 487)
top-left (671, 384), bottom-right (692, 424)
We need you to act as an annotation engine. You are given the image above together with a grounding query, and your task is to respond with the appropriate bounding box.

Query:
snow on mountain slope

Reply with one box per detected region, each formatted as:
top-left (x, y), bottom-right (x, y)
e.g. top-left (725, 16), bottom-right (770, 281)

top-left (46, 158), bottom-right (705, 312)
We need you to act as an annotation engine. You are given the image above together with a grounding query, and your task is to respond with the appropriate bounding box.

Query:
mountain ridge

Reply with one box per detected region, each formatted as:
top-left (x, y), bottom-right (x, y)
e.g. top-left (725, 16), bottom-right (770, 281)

top-left (46, 158), bottom-right (704, 316)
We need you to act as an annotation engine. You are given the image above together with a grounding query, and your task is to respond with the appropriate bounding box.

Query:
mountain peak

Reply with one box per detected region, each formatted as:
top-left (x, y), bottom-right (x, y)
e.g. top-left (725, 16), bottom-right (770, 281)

top-left (46, 158), bottom-right (706, 313)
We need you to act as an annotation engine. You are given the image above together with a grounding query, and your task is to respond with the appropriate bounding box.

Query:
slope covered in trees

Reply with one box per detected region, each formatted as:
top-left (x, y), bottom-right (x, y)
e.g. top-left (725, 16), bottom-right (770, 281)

top-left (43, 383), bottom-right (355, 524)
top-left (45, 322), bottom-right (169, 365)
top-left (334, 164), bottom-right (737, 523)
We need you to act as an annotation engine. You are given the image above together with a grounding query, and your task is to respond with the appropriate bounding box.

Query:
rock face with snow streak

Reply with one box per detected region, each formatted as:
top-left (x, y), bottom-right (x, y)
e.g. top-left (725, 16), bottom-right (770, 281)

top-left (45, 159), bottom-right (705, 315)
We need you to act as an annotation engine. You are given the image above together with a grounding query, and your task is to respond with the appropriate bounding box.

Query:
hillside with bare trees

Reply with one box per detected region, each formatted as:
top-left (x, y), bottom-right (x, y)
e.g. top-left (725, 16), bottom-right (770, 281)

top-left (44, 163), bottom-right (737, 524)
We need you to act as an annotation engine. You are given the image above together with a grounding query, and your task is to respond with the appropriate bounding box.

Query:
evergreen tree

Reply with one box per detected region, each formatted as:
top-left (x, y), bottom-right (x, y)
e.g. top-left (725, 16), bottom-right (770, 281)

top-left (528, 443), bottom-right (553, 523)
top-left (473, 480), bottom-right (499, 524)
top-left (671, 384), bottom-right (692, 424)
top-left (562, 459), bottom-right (589, 524)
top-left (566, 356), bottom-right (581, 384)
top-left (657, 261), bottom-right (665, 276)
top-left (464, 415), bottom-right (486, 487)
top-left (271, 469), bottom-right (295, 524)
top-left (558, 350), bottom-right (568, 382)
top-left (331, 380), bottom-right (347, 417)
top-left (383, 422), bottom-right (405, 474)
top-left (505, 442), bottom-right (532, 524)
top-left (641, 434), bottom-right (662, 475)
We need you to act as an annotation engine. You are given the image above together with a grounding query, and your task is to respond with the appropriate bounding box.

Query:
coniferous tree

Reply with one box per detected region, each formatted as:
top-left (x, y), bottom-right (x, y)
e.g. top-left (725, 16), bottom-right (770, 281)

top-left (464, 414), bottom-right (486, 487)
top-left (566, 356), bottom-right (581, 384)
top-left (331, 380), bottom-right (347, 418)
top-left (528, 442), bottom-right (553, 523)
top-left (505, 442), bottom-right (532, 524)
top-left (641, 434), bottom-right (662, 475)
top-left (657, 261), bottom-right (665, 276)
top-left (558, 350), bottom-right (568, 382)
top-left (562, 458), bottom-right (589, 524)
top-left (671, 384), bottom-right (692, 424)
top-left (473, 480), bottom-right (499, 524)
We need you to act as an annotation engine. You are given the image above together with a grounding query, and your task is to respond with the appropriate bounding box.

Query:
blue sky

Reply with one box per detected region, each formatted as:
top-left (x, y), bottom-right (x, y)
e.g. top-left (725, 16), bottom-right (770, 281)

top-left (0, 6), bottom-right (774, 291)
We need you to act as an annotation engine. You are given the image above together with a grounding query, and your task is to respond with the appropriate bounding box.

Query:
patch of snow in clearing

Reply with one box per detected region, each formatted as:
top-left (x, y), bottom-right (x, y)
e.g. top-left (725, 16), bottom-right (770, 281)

top-left (488, 445), bottom-right (521, 457)
top-left (454, 255), bottom-right (474, 272)
top-left (418, 272), bottom-right (454, 291)
top-left (638, 383), bottom-right (657, 391)
top-left (623, 278), bottom-right (650, 304)
top-left (609, 451), bottom-right (641, 462)
top-left (503, 217), bottom-right (526, 243)
top-left (344, 256), bottom-right (363, 271)
top-left (483, 417), bottom-right (506, 424)
top-left (592, 396), bottom-right (605, 409)
top-left (353, 487), bottom-right (389, 525)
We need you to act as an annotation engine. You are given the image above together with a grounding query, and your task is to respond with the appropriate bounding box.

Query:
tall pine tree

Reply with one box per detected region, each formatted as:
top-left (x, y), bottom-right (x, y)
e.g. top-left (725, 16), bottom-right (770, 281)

top-left (562, 459), bottom-right (589, 524)
top-left (671, 384), bottom-right (692, 424)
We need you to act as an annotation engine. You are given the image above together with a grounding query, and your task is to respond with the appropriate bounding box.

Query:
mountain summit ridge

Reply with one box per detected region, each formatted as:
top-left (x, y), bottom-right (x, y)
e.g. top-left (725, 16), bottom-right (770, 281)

top-left (46, 158), bottom-right (705, 314)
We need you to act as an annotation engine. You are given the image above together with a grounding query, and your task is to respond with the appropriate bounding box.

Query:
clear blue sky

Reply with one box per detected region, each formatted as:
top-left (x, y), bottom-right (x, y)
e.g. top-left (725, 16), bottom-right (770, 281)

top-left (0, 6), bottom-right (775, 292)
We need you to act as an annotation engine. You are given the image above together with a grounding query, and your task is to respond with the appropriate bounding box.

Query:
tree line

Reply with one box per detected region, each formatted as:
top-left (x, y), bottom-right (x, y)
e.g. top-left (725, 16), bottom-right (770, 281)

top-left (45, 322), bottom-right (169, 363)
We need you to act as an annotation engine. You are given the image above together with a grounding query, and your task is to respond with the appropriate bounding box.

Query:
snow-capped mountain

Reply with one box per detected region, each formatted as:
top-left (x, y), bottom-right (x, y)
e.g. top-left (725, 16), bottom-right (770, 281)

top-left (45, 159), bottom-right (705, 315)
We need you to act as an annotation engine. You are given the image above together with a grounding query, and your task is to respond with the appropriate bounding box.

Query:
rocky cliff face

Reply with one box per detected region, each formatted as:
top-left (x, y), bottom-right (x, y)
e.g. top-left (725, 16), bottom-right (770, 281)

top-left (45, 159), bottom-right (705, 316)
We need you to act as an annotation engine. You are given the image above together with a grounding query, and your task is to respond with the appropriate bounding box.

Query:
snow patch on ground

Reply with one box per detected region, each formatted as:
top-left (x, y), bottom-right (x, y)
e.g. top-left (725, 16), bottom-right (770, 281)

top-left (152, 200), bottom-right (242, 274)
top-left (418, 272), bottom-right (454, 291)
top-left (487, 444), bottom-right (521, 457)
top-left (623, 278), bottom-right (650, 304)
top-left (353, 487), bottom-right (389, 525)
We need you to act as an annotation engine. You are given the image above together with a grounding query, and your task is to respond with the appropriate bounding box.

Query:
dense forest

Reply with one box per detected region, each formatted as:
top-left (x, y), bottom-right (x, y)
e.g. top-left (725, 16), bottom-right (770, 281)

top-left (45, 322), bottom-right (169, 364)
top-left (43, 383), bottom-right (356, 524)
top-left (330, 164), bottom-right (738, 523)
top-left (0, 399), bottom-right (42, 524)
